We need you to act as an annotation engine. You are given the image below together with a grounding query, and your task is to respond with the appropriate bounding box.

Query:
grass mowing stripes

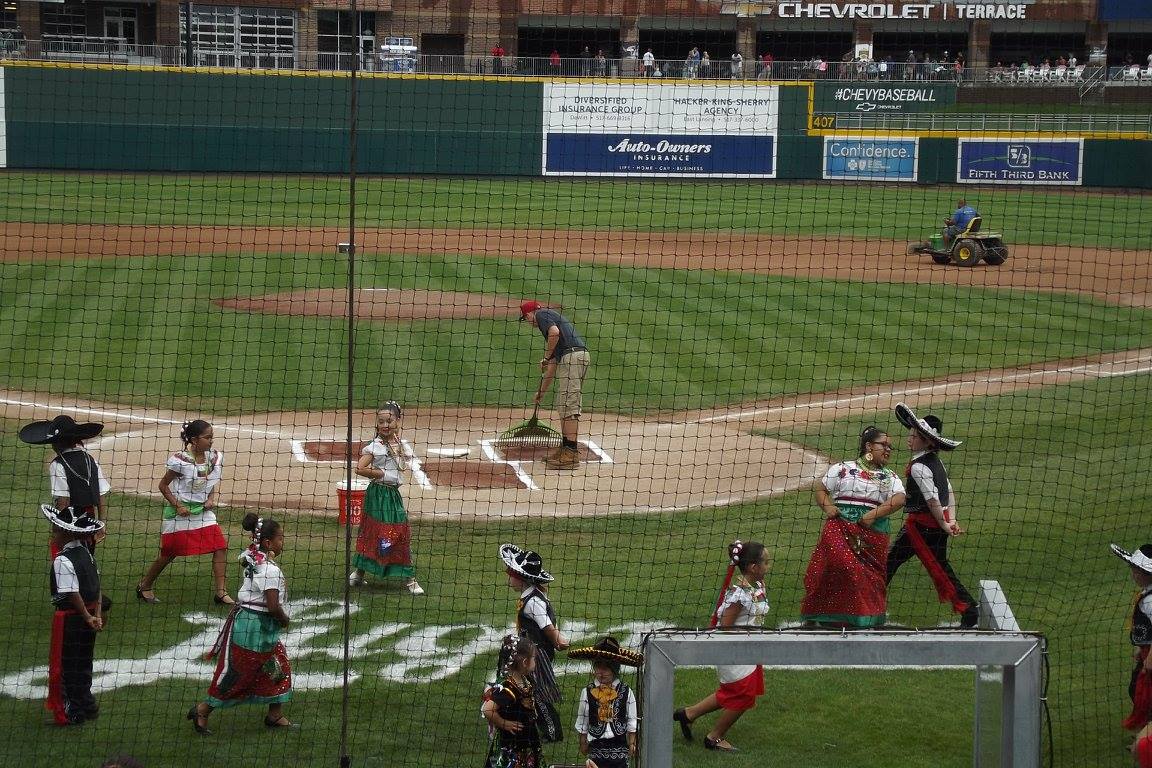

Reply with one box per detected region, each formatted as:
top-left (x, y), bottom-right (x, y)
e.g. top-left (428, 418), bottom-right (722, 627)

top-left (0, 172), bottom-right (1145, 248)
top-left (2, 253), bottom-right (1149, 414)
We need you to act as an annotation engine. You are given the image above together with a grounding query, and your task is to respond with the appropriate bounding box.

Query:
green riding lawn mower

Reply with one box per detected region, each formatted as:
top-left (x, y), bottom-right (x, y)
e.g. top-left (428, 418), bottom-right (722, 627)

top-left (907, 216), bottom-right (1009, 267)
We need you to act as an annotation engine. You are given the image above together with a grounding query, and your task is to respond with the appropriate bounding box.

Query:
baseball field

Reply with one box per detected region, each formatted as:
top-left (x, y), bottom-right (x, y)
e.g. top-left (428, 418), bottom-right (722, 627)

top-left (0, 170), bottom-right (1150, 767)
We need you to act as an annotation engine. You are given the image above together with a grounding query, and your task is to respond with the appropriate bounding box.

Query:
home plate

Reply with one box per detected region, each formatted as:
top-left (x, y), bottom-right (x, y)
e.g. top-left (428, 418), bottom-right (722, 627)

top-left (426, 447), bottom-right (472, 458)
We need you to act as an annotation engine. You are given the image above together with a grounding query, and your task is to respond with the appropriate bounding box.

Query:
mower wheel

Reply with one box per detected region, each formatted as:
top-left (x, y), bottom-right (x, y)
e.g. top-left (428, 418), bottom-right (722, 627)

top-left (952, 239), bottom-right (984, 267)
top-left (931, 253), bottom-right (952, 265)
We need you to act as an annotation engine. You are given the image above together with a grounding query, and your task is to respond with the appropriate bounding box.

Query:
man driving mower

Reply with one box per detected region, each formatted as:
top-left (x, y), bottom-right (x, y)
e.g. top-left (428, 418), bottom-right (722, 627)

top-left (943, 199), bottom-right (979, 246)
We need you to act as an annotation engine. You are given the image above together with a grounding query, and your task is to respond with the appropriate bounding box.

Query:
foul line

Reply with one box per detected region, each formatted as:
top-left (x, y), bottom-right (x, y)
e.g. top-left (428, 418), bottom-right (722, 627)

top-left (675, 351), bottom-right (1152, 426)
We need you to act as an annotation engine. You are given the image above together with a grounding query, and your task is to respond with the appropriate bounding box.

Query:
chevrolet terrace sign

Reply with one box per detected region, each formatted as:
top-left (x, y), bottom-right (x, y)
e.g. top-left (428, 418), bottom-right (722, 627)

top-left (759, 2), bottom-right (1031, 19)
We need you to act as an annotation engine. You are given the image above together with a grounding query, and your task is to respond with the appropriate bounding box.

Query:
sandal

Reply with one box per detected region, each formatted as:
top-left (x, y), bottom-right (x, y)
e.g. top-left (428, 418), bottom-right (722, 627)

top-left (213, 592), bottom-right (236, 606)
top-left (187, 706), bottom-right (211, 735)
top-left (136, 585), bottom-right (159, 604)
top-left (264, 715), bottom-right (297, 729)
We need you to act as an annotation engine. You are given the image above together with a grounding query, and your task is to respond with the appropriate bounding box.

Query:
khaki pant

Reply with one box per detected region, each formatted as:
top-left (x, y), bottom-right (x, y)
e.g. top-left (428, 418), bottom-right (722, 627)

top-left (555, 350), bottom-right (590, 419)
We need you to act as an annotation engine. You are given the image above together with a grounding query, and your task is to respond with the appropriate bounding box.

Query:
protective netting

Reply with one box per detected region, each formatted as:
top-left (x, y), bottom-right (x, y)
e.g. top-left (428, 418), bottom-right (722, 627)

top-left (0, 30), bottom-right (1150, 768)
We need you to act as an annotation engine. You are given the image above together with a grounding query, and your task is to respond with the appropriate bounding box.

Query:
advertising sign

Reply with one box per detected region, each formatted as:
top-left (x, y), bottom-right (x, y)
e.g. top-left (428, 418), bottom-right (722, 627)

top-left (957, 139), bottom-right (1083, 185)
top-left (813, 83), bottom-right (957, 114)
top-left (543, 83), bottom-right (779, 177)
top-left (755, 2), bottom-right (1032, 19)
top-left (823, 137), bottom-right (918, 181)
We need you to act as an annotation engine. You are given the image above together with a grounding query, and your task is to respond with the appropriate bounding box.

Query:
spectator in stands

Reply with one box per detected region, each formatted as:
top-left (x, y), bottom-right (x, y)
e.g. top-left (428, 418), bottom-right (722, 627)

top-left (730, 51), bottom-right (743, 79)
top-left (700, 50), bottom-right (712, 78)
top-left (594, 49), bottom-right (607, 77)
top-left (800, 427), bottom-right (905, 629)
top-left (943, 198), bottom-right (979, 245)
top-left (491, 43), bottom-right (505, 75)
top-left (549, 49), bottom-right (561, 75)
top-left (643, 48), bottom-right (655, 77)
top-left (581, 45), bottom-right (592, 76)
top-left (904, 50), bottom-right (916, 80)
top-left (758, 51), bottom-right (774, 80)
top-left (685, 46), bottom-right (700, 78)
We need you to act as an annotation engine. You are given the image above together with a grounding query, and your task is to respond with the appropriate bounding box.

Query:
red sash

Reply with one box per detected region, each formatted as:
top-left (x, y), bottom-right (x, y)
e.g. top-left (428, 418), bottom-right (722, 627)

top-left (1126, 646), bottom-right (1152, 731)
top-left (904, 513), bottom-right (970, 613)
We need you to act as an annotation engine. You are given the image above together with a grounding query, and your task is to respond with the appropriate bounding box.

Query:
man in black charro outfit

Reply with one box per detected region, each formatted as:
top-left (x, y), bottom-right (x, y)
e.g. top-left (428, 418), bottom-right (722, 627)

top-left (886, 403), bottom-right (979, 629)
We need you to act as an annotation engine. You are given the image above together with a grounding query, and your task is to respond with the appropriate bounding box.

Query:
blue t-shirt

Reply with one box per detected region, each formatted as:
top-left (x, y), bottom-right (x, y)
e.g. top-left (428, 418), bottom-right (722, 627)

top-left (534, 309), bottom-right (586, 361)
top-left (952, 205), bottom-right (978, 231)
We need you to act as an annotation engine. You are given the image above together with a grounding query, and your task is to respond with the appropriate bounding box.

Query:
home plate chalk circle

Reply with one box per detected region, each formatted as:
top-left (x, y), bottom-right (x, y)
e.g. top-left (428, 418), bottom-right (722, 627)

top-left (292, 438), bottom-right (614, 492)
top-left (66, 405), bottom-right (822, 521)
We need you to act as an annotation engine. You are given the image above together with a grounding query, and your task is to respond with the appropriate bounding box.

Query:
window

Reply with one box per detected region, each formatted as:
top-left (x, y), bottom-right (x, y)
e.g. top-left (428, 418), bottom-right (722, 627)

top-left (317, 11), bottom-right (375, 54)
top-left (42, 2), bottom-right (87, 37)
top-left (182, 5), bottom-right (296, 67)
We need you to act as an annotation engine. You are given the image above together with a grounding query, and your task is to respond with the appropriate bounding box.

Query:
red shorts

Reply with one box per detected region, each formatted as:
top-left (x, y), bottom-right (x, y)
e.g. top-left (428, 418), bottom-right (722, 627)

top-left (715, 666), bottom-right (764, 711)
top-left (160, 525), bottom-right (228, 558)
top-left (1137, 734), bottom-right (1152, 768)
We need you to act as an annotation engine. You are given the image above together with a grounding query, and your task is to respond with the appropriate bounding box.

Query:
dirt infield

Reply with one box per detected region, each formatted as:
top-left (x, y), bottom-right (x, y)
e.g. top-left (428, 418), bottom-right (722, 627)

top-left (3, 223), bottom-right (1149, 307)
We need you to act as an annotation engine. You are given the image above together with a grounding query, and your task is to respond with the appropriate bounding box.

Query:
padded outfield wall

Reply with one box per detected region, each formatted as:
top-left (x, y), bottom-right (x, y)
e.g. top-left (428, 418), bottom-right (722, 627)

top-left (0, 62), bottom-right (1149, 188)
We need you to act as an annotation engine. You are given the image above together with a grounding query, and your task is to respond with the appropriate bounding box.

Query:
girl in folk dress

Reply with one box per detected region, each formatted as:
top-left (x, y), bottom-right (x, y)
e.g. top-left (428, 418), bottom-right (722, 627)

top-left (801, 426), bottom-right (907, 628)
top-left (674, 540), bottom-right (771, 753)
top-left (501, 543), bottom-right (569, 743)
top-left (482, 636), bottom-right (543, 768)
top-left (348, 402), bottom-right (423, 594)
top-left (188, 513), bottom-right (294, 734)
top-left (137, 420), bottom-right (231, 605)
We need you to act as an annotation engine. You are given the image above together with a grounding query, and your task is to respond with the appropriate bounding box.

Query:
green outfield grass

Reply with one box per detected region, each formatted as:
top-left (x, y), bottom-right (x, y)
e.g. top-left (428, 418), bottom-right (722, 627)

top-left (0, 373), bottom-right (1147, 766)
top-left (1, 252), bottom-right (1149, 415)
top-left (0, 172), bottom-right (1145, 249)
top-left (1, 170), bottom-right (1148, 767)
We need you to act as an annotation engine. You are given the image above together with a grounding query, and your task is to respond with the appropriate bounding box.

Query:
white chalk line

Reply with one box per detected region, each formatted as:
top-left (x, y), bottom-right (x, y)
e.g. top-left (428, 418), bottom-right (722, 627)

top-left (5, 349), bottom-right (1149, 511)
top-left (675, 351), bottom-right (1152, 426)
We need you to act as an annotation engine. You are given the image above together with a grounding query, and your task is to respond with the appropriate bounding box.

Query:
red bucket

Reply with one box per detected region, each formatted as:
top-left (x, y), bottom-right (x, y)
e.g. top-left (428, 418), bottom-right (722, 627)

top-left (336, 479), bottom-right (369, 526)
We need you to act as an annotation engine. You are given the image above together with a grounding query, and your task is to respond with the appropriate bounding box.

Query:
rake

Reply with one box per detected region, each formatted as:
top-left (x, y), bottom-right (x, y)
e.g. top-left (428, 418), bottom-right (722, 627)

top-left (497, 405), bottom-right (562, 444)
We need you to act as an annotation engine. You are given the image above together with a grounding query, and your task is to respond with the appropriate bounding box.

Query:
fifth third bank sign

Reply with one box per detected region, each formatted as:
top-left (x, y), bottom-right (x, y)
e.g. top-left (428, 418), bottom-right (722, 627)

top-left (957, 139), bottom-right (1083, 185)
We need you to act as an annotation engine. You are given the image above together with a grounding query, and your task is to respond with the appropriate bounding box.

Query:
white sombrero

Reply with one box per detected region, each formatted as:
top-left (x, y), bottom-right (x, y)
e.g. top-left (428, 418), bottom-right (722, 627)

top-left (42, 503), bottom-right (106, 534)
top-left (894, 402), bottom-right (962, 451)
top-left (1111, 544), bottom-right (1152, 575)
top-left (499, 543), bottom-right (554, 583)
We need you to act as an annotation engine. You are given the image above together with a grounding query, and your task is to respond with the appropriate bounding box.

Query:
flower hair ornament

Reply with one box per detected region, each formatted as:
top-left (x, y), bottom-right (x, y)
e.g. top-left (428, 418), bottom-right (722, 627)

top-left (238, 516), bottom-right (268, 572)
top-left (496, 634), bottom-right (521, 679)
top-left (728, 539), bottom-right (744, 566)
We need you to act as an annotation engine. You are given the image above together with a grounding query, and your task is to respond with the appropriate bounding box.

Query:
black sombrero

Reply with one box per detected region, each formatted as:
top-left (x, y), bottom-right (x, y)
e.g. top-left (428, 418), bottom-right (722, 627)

top-left (42, 503), bottom-right (105, 534)
top-left (19, 415), bottom-right (104, 445)
top-left (499, 543), bottom-right (554, 583)
top-left (894, 402), bottom-right (961, 451)
top-left (1111, 544), bottom-right (1152, 575)
top-left (567, 636), bottom-right (643, 668)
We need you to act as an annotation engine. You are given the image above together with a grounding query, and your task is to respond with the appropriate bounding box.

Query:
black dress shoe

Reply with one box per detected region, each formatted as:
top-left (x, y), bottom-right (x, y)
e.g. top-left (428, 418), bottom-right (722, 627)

top-left (673, 708), bottom-right (694, 741)
top-left (187, 706), bottom-right (211, 735)
top-left (704, 736), bottom-right (740, 752)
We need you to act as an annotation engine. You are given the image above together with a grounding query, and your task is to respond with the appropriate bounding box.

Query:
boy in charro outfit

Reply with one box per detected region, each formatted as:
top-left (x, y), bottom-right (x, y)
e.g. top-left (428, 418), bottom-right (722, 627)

top-left (43, 504), bottom-right (108, 725)
top-left (1112, 543), bottom-right (1152, 733)
top-left (570, 637), bottom-right (643, 768)
top-left (20, 415), bottom-right (110, 557)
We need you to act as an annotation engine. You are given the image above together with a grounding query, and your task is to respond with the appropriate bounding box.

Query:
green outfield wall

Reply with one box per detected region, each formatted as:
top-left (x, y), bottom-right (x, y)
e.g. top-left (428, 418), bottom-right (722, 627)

top-left (1, 63), bottom-right (1147, 188)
